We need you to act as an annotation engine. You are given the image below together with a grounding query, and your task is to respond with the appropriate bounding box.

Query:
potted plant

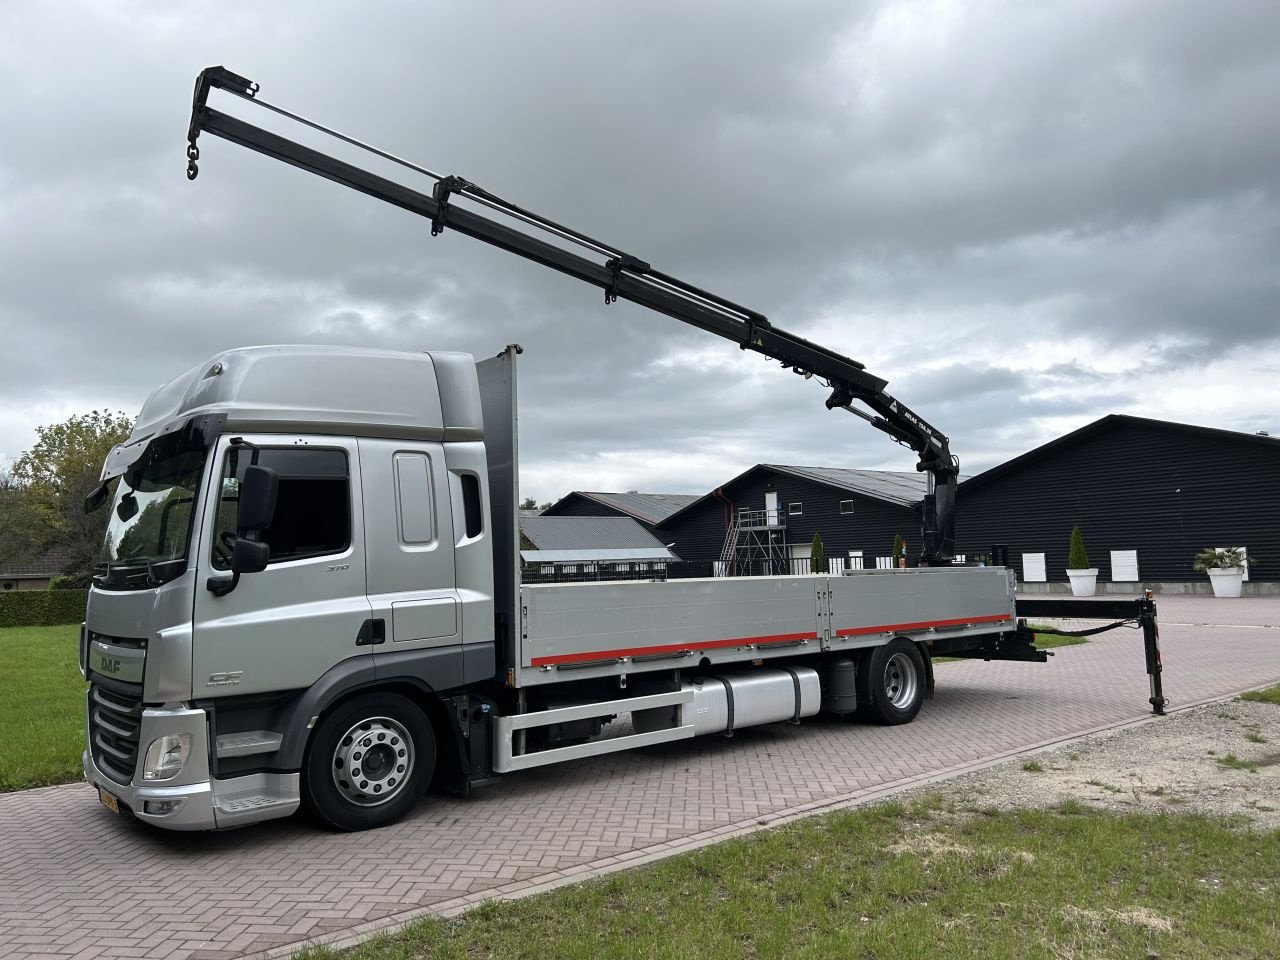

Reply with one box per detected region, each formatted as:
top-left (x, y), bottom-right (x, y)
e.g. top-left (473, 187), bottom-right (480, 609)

top-left (893, 533), bottom-right (906, 568)
top-left (1193, 547), bottom-right (1250, 598)
top-left (1066, 524), bottom-right (1098, 597)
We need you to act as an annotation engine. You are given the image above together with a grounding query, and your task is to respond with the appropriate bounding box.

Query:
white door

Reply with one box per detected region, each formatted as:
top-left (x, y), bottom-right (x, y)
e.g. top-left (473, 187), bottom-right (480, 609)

top-left (789, 542), bottom-right (812, 575)
top-left (765, 491), bottom-right (779, 527)
top-left (193, 436), bottom-right (372, 698)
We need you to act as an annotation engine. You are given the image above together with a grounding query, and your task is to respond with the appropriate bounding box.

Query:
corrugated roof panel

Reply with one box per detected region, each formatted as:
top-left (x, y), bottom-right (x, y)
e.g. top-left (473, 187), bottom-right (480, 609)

top-left (519, 515), bottom-right (668, 550)
top-left (521, 548), bottom-right (679, 562)
top-left (762, 465), bottom-right (928, 507)
top-left (576, 491), bottom-right (701, 524)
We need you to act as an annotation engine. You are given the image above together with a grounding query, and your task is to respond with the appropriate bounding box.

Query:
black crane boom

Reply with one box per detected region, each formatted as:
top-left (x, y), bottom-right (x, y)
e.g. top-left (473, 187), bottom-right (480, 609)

top-left (185, 66), bottom-right (959, 563)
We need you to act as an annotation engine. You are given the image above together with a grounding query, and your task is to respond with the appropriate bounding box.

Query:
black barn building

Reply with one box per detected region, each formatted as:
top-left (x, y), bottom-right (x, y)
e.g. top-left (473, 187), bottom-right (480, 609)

top-left (655, 465), bottom-right (924, 572)
top-left (956, 415), bottom-right (1279, 590)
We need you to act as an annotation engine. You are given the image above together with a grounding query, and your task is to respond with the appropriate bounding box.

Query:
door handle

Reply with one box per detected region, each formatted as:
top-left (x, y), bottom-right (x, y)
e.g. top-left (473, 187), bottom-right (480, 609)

top-left (356, 618), bottom-right (386, 646)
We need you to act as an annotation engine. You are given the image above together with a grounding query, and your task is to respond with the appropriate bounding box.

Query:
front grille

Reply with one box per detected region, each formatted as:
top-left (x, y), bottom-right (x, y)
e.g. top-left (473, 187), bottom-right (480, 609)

top-left (89, 681), bottom-right (143, 785)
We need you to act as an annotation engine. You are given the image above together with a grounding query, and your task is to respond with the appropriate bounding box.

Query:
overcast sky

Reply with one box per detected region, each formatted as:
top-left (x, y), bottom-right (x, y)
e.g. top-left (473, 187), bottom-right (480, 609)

top-left (1, 1), bottom-right (1277, 503)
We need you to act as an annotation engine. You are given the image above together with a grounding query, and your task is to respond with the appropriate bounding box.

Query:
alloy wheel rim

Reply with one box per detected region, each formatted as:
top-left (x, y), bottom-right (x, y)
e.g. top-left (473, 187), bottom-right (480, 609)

top-left (331, 716), bottom-right (414, 807)
top-left (883, 651), bottom-right (919, 709)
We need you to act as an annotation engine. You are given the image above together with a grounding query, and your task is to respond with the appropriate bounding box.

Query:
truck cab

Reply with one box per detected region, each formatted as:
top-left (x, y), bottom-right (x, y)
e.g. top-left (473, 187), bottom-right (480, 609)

top-left (82, 344), bottom-right (497, 830)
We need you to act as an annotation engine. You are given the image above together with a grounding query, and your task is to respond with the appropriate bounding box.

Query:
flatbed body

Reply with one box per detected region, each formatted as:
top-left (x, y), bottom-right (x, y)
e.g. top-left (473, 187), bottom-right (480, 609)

top-left (515, 567), bottom-right (1016, 687)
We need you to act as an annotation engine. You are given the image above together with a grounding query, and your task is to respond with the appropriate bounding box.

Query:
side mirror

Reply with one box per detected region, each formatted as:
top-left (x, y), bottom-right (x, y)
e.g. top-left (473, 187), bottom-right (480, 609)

top-left (208, 464), bottom-right (277, 597)
top-left (237, 465), bottom-right (278, 532)
top-left (230, 538), bottom-right (270, 574)
top-left (84, 481), bottom-right (111, 514)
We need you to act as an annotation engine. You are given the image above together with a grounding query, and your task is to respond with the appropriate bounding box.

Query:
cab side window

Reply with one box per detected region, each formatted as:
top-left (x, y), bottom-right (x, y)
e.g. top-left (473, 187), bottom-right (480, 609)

top-left (213, 448), bottom-right (351, 569)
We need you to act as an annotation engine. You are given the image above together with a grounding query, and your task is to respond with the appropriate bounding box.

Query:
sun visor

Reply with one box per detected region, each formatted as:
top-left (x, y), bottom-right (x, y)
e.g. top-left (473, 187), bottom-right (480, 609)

top-left (97, 414), bottom-right (225, 482)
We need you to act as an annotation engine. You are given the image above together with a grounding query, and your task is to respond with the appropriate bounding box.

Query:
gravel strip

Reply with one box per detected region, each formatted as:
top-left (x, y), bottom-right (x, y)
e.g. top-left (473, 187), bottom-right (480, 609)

top-left (904, 696), bottom-right (1280, 829)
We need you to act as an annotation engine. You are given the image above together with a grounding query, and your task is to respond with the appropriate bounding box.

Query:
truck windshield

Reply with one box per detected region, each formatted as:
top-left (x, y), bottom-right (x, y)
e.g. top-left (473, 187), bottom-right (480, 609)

top-left (96, 438), bottom-right (208, 590)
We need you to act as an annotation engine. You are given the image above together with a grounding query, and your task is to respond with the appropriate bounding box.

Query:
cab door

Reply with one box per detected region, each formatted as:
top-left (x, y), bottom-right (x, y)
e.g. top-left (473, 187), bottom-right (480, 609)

top-left (192, 435), bottom-right (372, 698)
top-left (358, 439), bottom-right (460, 666)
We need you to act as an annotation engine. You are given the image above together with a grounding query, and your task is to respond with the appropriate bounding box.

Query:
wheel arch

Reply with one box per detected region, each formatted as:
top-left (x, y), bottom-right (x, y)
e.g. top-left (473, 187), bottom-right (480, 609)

top-left (276, 660), bottom-right (464, 788)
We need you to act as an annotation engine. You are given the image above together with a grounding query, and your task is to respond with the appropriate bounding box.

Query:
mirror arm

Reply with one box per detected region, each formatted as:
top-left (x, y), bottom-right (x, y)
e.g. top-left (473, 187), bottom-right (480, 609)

top-left (206, 571), bottom-right (240, 597)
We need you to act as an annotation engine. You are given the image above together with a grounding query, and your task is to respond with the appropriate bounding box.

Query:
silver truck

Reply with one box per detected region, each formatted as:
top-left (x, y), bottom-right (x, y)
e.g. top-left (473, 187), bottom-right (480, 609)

top-left (77, 68), bottom-right (1051, 833)
top-left (81, 343), bottom-right (1028, 832)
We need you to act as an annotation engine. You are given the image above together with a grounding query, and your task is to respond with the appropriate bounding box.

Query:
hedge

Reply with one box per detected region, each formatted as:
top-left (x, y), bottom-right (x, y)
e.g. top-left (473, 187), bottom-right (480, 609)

top-left (0, 590), bottom-right (88, 628)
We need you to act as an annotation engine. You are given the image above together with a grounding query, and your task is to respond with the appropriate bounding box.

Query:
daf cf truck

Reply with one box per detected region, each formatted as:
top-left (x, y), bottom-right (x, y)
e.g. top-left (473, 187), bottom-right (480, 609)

top-left (78, 68), bottom-right (1051, 833)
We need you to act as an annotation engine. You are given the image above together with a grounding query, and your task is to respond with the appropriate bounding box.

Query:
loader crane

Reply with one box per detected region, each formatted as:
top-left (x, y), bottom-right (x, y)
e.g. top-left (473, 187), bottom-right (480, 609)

top-left (185, 66), bottom-right (959, 564)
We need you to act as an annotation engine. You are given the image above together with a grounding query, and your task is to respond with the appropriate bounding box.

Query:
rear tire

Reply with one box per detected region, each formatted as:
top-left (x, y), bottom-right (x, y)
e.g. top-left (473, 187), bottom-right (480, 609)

top-left (859, 638), bottom-right (927, 725)
top-left (302, 692), bottom-right (435, 831)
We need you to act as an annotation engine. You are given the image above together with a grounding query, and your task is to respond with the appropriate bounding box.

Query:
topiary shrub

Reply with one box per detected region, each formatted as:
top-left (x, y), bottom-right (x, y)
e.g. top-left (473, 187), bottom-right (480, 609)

top-left (892, 533), bottom-right (906, 565)
top-left (0, 590), bottom-right (88, 628)
top-left (1067, 525), bottom-right (1090, 570)
top-left (810, 532), bottom-right (827, 573)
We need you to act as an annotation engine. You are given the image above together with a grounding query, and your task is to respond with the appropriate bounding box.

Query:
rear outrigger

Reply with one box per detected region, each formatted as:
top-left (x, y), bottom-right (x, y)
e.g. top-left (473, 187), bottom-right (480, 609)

top-left (80, 68), bottom-right (1064, 833)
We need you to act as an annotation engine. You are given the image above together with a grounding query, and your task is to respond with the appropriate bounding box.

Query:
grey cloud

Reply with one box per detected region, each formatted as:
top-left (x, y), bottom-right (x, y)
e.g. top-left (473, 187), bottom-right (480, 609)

top-left (2, 1), bottom-right (1279, 503)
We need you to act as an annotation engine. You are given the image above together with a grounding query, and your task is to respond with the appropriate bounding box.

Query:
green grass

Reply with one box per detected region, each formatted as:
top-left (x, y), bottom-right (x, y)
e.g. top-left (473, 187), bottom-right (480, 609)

top-left (1027, 625), bottom-right (1090, 651)
top-left (935, 625), bottom-right (1087, 665)
top-left (0, 625), bottom-right (85, 791)
top-left (1239, 685), bottom-right (1280, 706)
top-left (300, 800), bottom-right (1280, 960)
top-left (1217, 753), bottom-right (1259, 774)
top-left (1021, 760), bottom-right (1044, 772)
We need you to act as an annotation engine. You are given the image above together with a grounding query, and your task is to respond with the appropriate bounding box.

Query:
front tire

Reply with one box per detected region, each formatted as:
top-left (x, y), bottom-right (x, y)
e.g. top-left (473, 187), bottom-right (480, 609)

top-left (859, 638), bottom-right (927, 725)
top-left (302, 692), bottom-right (435, 831)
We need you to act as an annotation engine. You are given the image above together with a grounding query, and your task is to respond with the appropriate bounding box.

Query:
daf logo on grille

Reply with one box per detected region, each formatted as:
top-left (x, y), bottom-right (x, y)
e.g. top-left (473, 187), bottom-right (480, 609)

top-left (206, 671), bottom-right (243, 687)
top-left (97, 655), bottom-right (122, 674)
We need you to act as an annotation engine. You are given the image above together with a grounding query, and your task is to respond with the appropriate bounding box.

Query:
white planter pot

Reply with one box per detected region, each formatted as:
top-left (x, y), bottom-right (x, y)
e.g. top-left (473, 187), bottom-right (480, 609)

top-left (1067, 568), bottom-right (1098, 597)
top-left (1207, 567), bottom-right (1244, 598)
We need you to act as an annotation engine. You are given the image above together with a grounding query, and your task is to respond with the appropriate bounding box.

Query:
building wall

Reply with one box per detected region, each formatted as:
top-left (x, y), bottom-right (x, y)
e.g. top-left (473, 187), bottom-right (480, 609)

top-left (0, 577), bottom-right (52, 591)
top-left (955, 420), bottom-right (1280, 583)
top-left (657, 469), bottom-right (920, 566)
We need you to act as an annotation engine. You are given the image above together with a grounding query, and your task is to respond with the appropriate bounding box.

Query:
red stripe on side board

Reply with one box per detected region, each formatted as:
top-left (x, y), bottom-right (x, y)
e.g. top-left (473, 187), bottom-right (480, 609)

top-left (834, 612), bottom-right (1012, 638)
top-left (529, 630), bottom-right (819, 667)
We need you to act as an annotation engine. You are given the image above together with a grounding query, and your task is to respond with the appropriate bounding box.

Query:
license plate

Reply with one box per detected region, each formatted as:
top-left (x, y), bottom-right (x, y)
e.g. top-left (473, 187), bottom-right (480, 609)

top-left (98, 786), bottom-right (120, 815)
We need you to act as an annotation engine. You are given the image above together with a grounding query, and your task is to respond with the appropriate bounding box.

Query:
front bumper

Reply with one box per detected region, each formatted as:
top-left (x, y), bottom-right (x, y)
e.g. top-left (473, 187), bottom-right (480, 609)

top-left (82, 700), bottom-right (219, 830)
top-left (83, 700), bottom-right (300, 831)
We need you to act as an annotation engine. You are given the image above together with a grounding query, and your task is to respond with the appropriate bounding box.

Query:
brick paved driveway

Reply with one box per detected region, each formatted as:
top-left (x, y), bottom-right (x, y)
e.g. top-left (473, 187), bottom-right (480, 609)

top-left (2, 595), bottom-right (1278, 960)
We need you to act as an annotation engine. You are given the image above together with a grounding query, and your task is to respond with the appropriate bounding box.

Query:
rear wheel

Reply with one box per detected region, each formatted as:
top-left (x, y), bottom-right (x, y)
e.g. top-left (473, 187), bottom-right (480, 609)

top-left (302, 692), bottom-right (435, 831)
top-left (859, 638), bottom-right (926, 725)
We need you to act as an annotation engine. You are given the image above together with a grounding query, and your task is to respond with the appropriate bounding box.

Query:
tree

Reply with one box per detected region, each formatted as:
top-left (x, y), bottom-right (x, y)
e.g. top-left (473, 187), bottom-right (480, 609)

top-left (0, 466), bottom-right (41, 563)
top-left (810, 532), bottom-right (827, 573)
top-left (1067, 525), bottom-right (1090, 571)
top-left (10, 410), bottom-right (133, 584)
top-left (520, 496), bottom-right (538, 511)
top-left (893, 533), bottom-right (906, 566)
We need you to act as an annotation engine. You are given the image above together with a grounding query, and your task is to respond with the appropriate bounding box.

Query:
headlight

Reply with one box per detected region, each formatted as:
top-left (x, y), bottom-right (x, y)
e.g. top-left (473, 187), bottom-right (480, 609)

top-left (142, 734), bottom-right (191, 781)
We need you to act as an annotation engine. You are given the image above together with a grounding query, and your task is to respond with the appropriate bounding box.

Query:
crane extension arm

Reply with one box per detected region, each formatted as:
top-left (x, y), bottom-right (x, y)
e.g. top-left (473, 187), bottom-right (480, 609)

top-left (184, 66), bottom-right (959, 564)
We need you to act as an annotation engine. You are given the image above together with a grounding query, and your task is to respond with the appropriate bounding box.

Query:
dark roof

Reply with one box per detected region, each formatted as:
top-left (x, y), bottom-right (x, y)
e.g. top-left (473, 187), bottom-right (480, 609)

top-left (761, 465), bottom-right (933, 508)
top-left (548, 491), bottom-right (700, 525)
top-left (519, 515), bottom-right (669, 551)
top-left (658, 464), bottom-right (948, 527)
top-left (960, 414), bottom-right (1280, 493)
top-left (0, 548), bottom-right (72, 579)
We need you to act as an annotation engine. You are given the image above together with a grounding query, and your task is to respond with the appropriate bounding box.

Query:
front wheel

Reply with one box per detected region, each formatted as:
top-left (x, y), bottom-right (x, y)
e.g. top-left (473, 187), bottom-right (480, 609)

top-left (859, 638), bottom-right (927, 725)
top-left (302, 692), bottom-right (435, 831)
